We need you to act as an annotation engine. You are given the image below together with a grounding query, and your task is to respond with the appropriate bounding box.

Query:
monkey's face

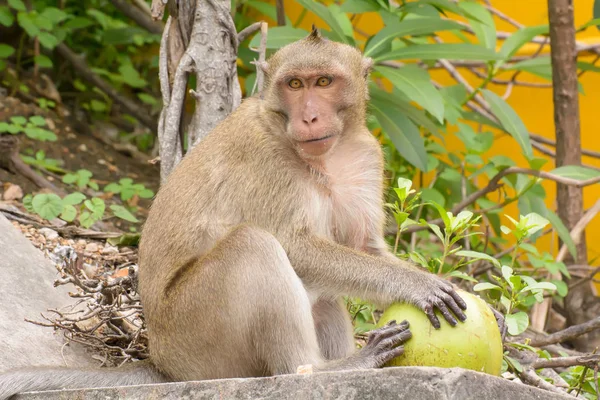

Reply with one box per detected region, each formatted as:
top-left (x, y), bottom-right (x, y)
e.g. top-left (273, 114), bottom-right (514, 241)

top-left (277, 69), bottom-right (351, 158)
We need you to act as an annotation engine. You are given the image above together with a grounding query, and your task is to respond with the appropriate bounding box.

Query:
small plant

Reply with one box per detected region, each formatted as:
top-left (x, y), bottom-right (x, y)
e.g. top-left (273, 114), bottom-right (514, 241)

top-left (24, 192), bottom-right (139, 228)
top-left (474, 213), bottom-right (558, 336)
top-left (104, 178), bottom-right (154, 202)
top-left (62, 169), bottom-right (98, 190)
top-left (21, 150), bottom-right (66, 173)
top-left (0, 115), bottom-right (57, 141)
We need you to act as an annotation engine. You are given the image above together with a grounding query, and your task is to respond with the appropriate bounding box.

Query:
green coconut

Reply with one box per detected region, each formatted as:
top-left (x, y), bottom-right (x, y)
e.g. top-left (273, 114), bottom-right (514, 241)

top-left (376, 289), bottom-right (503, 376)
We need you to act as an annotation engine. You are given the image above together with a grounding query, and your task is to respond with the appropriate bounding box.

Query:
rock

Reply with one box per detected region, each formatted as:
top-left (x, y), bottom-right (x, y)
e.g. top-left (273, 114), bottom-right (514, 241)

top-left (84, 242), bottom-right (99, 253)
top-left (15, 367), bottom-right (570, 400)
top-left (38, 228), bottom-right (59, 240)
top-left (0, 214), bottom-right (94, 372)
top-left (2, 184), bottom-right (23, 201)
top-left (101, 245), bottom-right (118, 255)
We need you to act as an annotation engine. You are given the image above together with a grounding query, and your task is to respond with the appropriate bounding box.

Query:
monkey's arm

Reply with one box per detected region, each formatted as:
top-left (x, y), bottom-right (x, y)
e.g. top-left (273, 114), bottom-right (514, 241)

top-left (285, 234), bottom-right (467, 329)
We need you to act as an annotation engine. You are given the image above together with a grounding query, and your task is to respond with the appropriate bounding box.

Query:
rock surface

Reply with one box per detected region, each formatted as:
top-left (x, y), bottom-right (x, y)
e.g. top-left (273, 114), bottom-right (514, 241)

top-left (16, 367), bottom-right (570, 399)
top-left (0, 214), bottom-right (94, 372)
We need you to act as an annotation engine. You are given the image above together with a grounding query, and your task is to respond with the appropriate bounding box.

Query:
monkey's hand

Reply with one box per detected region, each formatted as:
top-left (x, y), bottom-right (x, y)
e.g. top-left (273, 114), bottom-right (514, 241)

top-left (359, 320), bottom-right (412, 369)
top-left (405, 272), bottom-right (468, 329)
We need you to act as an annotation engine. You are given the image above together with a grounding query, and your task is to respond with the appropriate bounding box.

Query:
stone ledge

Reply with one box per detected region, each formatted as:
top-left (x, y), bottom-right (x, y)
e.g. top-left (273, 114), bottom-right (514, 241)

top-left (17, 366), bottom-right (569, 400)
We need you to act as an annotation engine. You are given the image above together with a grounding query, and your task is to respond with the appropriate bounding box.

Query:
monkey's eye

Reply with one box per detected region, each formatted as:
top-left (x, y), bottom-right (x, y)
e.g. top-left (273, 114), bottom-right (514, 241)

top-left (288, 79), bottom-right (302, 89)
top-left (316, 77), bottom-right (332, 87)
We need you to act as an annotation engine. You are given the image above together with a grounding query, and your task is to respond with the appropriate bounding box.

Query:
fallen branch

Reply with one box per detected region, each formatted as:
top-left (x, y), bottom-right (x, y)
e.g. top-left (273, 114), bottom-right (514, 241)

top-left (530, 315), bottom-right (600, 347)
top-left (531, 354), bottom-right (600, 369)
top-left (55, 43), bottom-right (157, 133)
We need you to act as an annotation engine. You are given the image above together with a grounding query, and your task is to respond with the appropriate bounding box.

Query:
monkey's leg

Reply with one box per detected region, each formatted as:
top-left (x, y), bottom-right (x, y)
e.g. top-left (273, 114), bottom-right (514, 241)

top-left (152, 225), bottom-right (324, 380)
top-left (153, 225), bottom-right (410, 380)
top-left (312, 298), bottom-right (355, 360)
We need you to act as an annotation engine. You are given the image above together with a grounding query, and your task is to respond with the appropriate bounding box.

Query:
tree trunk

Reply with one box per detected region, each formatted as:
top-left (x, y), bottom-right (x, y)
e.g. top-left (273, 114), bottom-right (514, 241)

top-left (155, 0), bottom-right (242, 183)
top-left (547, 0), bottom-right (599, 351)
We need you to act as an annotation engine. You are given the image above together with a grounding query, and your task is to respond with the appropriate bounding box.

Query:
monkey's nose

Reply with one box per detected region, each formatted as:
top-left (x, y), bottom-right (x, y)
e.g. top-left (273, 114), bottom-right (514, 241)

top-left (303, 115), bottom-right (318, 125)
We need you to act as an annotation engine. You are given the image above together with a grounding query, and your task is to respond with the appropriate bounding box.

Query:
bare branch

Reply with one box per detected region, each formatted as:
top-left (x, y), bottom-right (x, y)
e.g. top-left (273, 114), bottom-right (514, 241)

top-left (110, 0), bottom-right (164, 34)
top-left (238, 22), bottom-right (263, 43)
top-left (530, 315), bottom-right (600, 347)
top-left (55, 43), bottom-right (156, 133)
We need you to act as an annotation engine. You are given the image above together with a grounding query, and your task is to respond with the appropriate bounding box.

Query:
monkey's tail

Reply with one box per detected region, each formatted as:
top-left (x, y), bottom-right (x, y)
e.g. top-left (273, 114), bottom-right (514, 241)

top-left (0, 359), bottom-right (169, 400)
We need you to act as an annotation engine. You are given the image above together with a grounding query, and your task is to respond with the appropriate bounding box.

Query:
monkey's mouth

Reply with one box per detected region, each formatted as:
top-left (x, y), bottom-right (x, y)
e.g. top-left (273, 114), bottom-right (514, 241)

top-left (303, 134), bottom-right (334, 143)
top-left (296, 135), bottom-right (337, 157)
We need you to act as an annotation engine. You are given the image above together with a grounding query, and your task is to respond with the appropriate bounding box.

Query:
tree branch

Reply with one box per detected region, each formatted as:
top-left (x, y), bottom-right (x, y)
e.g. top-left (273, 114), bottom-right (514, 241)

top-left (529, 315), bottom-right (600, 347)
top-left (110, 0), bottom-right (164, 34)
top-left (55, 43), bottom-right (156, 133)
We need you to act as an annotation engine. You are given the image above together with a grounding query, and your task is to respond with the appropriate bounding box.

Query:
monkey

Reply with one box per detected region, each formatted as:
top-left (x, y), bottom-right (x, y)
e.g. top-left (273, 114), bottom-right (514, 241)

top-left (0, 27), bottom-right (467, 399)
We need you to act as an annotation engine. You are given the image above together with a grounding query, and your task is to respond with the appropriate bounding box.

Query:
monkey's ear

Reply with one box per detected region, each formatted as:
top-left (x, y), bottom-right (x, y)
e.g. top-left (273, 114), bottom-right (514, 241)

top-left (361, 57), bottom-right (373, 78)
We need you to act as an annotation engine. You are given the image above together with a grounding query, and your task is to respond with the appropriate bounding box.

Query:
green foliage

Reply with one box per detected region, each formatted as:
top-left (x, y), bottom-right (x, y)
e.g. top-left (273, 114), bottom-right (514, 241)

top-left (20, 150), bottom-right (66, 173)
top-left (62, 169), bottom-right (99, 190)
top-left (24, 191), bottom-right (139, 228)
top-left (0, 115), bottom-right (57, 141)
top-left (104, 178), bottom-right (154, 202)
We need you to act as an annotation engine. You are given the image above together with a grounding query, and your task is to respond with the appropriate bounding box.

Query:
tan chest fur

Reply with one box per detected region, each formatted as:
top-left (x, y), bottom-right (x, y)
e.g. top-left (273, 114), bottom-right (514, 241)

top-left (306, 138), bottom-right (383, 251)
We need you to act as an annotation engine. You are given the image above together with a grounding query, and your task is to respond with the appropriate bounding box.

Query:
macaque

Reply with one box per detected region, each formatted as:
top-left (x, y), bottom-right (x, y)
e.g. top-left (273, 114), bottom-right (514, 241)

top-left (0, 27), bottom-right (466, 399)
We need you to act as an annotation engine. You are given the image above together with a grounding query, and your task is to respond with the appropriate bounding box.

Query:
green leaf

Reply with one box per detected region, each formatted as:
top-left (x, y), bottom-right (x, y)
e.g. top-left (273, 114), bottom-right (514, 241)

top-left (32, 193), bottom-right (63, 220)
top-left (249, 26), bottom-right (308, 49)
top-left (506, 312), bottom-right (529, 335)
top-left (296, 0), bottom-right (353, 44)
top-left (10, 116), bottom-right (27, 125)
top-left (545, 210), bottom-right (577, 260)
top-left (16, 12), bottom-right (39, 37)
top-left (340, 0), bottom-right (380, 13)
top-left (428, 200), bottom-right (451, 229)
top-left (376, 65), bottom-right (445, 123)
top-left (104, 183), bottom-right (122, 193)
top-left (84, 197), bottom-right (105, 219)
top-left (370, 85), bottom-right (441, 134)
top-left (23, 126), bottom-right (57, 141)
top-left (500, 25), bottom-right (549, 59)
top-left (34, 54), bottom-right (52, 68)
top-left (502, 265), bottom-right (514, 282)
top-left (427, 222), bottom-right (445, 243)
top-left (63, 16), bottom-right (94, 30)
top-left (118, 64), bottom-right (146, 88)
top-left (473, 282), bottom-right (502, 291)
top-left (375, 43), bottom-right (502, 62)
top-left (22, 194), bottom-right (34, 212)
top-left (0, 44), bottom-right (15, 58)
top-left (110, 205), bottom-right (139, 223)
top-left (8, 0), bottom-right (26, 12)
top-left (481, 89), bottom-right (533, 158)
top-left (521, 282), bottom-right (557, 293)
top-left (62, 192), bottom-right (86, 205)
top-left (460, 2), bottom-right (496, 50)
top-left (551, 280), bottom-right (568, 297)
top-left (364, 18), bottom-right (464, 58)
top-left (455, 250), bottom-right (501, 268)
top-left (420, 188), bottom-right (445, 207)
top-left (550, 165), bottom-right (600, 181)
top-left (37, 32), bottom-right (59, 49)
top-left (60, 204), bottom-right (77, 222)
top-left (79, 211), bottom-right (94, 228)
top-left (447, 270), bottom-right (478, 283)
top-left (138, 188), bottom-right (154, 199)
top-left (40, 7), bottom-right (67, 24)
top-left (0, 6), bottom-right (15, 27)
top-left (28, 115), bottom-right (46, 126)
top-left (370, 96), bottom-right (428, 171)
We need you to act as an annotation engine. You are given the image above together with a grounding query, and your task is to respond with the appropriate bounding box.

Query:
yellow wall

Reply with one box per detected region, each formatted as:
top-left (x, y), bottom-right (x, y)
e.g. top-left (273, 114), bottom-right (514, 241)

top-left (277, 1), bottom-right (600, 266)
